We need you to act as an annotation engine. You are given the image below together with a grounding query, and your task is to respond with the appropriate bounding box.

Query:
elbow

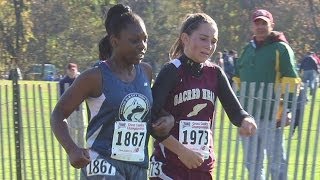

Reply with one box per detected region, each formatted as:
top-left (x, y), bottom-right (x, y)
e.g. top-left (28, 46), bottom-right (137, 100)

top-left (50, 110), bottom-right (58, 131)
top-left (50, 107), bottom-right (66, 131)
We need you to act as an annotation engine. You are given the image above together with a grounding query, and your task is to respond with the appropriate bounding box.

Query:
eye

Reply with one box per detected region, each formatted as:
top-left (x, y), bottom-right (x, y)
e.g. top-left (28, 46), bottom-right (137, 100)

top-left (211, 39), bottom-right (217, 45)
top-left (130, 38), bottom-right (140, 44)
top-left (143, 35), bottom-right (148, 43)
top-left (130, 34), bottom-right (148, 44)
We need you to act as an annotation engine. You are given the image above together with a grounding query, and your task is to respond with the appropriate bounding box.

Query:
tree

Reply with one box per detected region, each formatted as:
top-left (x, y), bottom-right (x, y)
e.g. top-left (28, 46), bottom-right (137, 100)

top-left (0, 0), bottom-right (319, 76)
top-left (0, 0), bottom-right (32, 74)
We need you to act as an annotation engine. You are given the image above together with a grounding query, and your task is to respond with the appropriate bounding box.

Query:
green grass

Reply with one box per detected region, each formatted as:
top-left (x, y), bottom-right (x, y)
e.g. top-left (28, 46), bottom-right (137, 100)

top-left (0, 80), bottom-right (319, 180)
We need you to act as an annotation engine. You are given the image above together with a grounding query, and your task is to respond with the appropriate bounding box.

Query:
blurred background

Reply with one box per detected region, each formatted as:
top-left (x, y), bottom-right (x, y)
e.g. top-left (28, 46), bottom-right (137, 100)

top-left (0, 1), bottom-right (319, 179)
top-left (0, 0), bottom-right (319, 79)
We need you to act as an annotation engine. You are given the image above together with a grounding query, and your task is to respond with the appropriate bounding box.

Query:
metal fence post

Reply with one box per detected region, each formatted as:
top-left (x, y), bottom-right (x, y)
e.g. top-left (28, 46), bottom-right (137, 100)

top-left (12, 68), bottom-right (22, 180)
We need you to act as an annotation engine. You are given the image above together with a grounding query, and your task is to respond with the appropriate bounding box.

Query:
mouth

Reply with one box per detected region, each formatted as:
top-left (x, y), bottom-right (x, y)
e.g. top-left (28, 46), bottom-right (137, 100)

top-left (200, 52), bottom-right (210, 57)
top-left (256, 30), bottom-right (267, 34)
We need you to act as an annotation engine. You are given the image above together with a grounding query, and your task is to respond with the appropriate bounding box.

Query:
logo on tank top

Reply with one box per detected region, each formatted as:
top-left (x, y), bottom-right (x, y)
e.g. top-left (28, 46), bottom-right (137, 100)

top-left (174, 88), bottom-right (215, 106)
top-left (119, 93), bottom-right (150, 122)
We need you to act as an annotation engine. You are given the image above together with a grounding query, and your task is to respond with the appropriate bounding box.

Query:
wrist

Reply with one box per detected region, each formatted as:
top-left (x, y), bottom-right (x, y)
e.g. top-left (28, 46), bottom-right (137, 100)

top-left (64, 143), bottom-right (78, 154)
top-left (176, 143), bottom-right (188, 158)
top-left (241, 114), bottom-right (254, 126)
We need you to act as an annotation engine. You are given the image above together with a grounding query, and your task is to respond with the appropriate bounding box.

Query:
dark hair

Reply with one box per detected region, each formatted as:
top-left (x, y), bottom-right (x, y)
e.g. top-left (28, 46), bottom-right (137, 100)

top-left (229, 50), bottom-right (237, 55)
top-left (99, 4), bottom-right (144, 59)
top-left (169, 13), bottom-right (218, 60)
top-left (99, 35), bottom-right (108, 60)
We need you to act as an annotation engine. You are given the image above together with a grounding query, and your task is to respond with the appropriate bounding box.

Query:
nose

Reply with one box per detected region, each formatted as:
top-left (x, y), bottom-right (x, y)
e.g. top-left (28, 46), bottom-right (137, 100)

top-left (209, 42), bottom-right (213, 50)
top-left (256, 23), bottom-right (265, 29)
top-left (205, 40), bottom-right (213, 51)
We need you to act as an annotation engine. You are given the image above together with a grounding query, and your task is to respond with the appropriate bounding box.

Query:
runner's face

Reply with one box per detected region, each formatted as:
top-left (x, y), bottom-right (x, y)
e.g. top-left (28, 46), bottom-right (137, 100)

top-left (183, 23), bottom-right (218, 63)
top-left (116, 22), bottom-right (148, 65)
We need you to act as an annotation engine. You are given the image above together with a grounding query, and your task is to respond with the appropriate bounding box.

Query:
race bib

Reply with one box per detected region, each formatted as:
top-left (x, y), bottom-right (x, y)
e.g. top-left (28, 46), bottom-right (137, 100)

top-left (111, 121), bottom-right (147, 162)
top-left (179, 120), bottom-right (212, 159)
top-left (86, 159), bottom-right (116, 176)
top-left (148, 161), bottom-right (164, 177)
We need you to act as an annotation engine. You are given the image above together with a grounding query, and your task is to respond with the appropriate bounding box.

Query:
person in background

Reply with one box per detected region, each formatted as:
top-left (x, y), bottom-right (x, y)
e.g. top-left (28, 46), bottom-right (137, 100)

top-left (59, 63), bottom-right (79, 96)
top-left (149, 12), bottom-right (256, 180)
top-left (51, 4), bottom-right (173, 180)
top-left (213, 51), bottom-right (224, 69)
top-left (229, 49), bottom-right (238, 63)
top-left (233, 9), bottom-right (301, 180)
top-left (8, 58), bottom-right (23, 80)
top-left (299, 51), bottom-right (319, 95)
top-left (223, 50), bottom-right (235, 84)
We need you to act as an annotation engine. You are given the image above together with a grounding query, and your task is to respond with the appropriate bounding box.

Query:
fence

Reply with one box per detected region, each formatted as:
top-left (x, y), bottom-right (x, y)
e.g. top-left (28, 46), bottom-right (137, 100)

top-left (0, 78), bottom-right (319, 180)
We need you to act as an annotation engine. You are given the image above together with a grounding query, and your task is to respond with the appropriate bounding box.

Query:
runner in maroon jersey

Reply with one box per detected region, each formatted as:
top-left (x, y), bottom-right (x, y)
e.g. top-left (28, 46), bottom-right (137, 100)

top-left (149, 13), bottom-right (257, 180)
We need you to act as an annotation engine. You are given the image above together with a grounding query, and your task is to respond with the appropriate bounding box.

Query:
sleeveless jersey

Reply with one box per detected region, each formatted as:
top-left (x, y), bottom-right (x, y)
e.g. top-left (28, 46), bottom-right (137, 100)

top-left (153, 59), bottom-right (219, 172)
top-left (85, 62), bottom-right (153, 168)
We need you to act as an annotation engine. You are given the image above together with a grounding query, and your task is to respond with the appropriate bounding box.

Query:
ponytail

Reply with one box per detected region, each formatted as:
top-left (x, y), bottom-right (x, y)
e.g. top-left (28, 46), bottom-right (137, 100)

top-left (99, 35), bottom-right (111, 60)
top-left (169, 38), bottom-right (183, 60)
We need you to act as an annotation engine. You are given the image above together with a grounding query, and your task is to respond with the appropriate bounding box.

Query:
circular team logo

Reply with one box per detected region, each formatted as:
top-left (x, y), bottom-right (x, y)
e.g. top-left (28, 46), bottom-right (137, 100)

top-left (119, 93), bottom-right (150, 122)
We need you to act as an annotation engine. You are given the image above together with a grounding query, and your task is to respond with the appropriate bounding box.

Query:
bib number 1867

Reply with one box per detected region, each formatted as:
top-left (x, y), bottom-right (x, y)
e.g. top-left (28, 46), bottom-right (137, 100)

top-left (115, 131), bottom-right (145, 146)
top-left (111, 121), bottom-right (147, 162)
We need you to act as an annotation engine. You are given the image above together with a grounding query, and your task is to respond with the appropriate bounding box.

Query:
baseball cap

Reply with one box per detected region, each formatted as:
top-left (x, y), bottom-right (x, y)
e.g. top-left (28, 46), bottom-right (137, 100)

top-left (67, 63), bottom-right (77, 70)
top-left (252, 9), bottom-right (273, 23)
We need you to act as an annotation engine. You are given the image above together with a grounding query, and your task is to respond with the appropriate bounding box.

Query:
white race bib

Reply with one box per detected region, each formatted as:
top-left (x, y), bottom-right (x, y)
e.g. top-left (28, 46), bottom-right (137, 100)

top-left (111, 121), bottom-right (147, 162)
top-left (179, 120), bottom-right (212, 159)
top-left (86, 159), bottom-right (116, 176)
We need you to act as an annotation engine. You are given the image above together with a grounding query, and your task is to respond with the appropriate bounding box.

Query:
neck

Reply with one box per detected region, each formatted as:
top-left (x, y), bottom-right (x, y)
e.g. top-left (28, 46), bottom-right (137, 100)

top-left (180, 54), bottom-right (203, 77)
top-left (68, 74), bottom-right (76, 79)
top-left (107, 58), bottom-right (136, 82)
top-left (255, 36), bottom-right (266, 43)
top-left (108, 57), bottom-right (134, 74)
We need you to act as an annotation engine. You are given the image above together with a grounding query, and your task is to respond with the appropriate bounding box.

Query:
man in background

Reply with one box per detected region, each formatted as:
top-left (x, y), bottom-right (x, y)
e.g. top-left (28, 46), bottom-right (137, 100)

top-left (233, 9), bottom-right (300, 180)
top-left (213, 51), bottom-right (224, 69)
top-left (59, 63), bottom-right (79, 96)
top-left (299, 52), bottom-right (319, 95)
top-left (223, 50), bottom-right (235, 84)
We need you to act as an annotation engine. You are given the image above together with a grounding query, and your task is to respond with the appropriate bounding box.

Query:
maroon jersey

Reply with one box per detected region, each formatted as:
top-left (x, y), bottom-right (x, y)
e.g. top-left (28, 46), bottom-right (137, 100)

top-left (153, 59), bottom-right (218, 172)
top-left (151, 55), bottom-right (249, 175)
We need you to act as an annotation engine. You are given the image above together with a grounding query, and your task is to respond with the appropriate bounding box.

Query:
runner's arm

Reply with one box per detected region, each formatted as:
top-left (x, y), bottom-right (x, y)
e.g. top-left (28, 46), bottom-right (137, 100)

top-left (216, 67), bottom-right (251, 127)
top-left (150, 63), bottom-right (178, 141)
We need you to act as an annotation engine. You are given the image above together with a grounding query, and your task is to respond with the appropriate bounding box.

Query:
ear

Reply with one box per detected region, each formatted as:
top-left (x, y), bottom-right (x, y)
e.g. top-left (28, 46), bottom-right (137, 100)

top-left (180, 32), bottom-right (190, 46)
top-left (110, 35), bottom-right (118, 48)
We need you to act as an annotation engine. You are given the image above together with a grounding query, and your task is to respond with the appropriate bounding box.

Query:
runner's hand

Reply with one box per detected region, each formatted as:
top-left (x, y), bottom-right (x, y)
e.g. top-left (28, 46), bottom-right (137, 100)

top-left (178, 147), bottom-right (204, 169)
top-left (152, 114), bottom-right (174, 137)
top-left (239, 116), bottom-right (257, 137)
top-left (68, 147), bottom-right (91, 169)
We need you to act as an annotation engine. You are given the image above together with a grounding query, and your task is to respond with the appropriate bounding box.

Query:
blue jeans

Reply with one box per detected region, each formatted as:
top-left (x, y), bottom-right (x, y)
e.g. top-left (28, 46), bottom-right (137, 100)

top-left (302, 70), bottom-right (317, 95)
top-left (242, 120), bottom-right (288, 180)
